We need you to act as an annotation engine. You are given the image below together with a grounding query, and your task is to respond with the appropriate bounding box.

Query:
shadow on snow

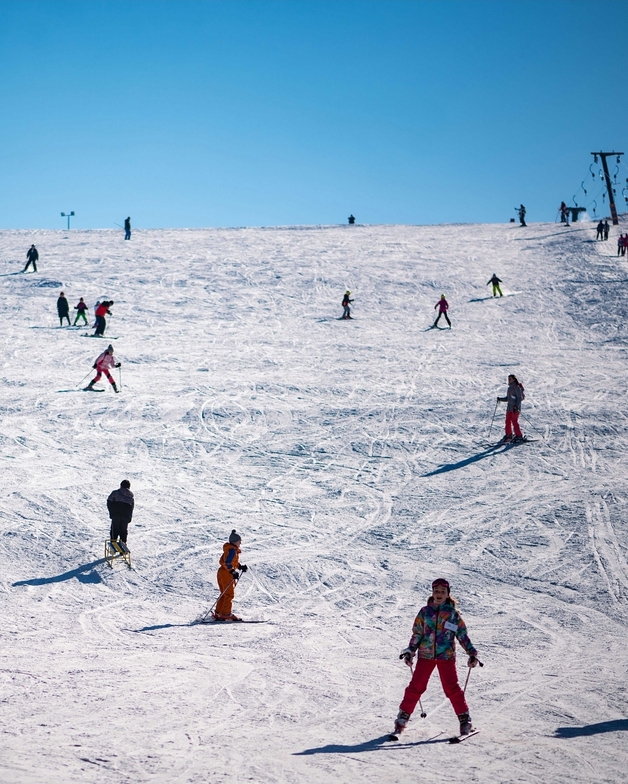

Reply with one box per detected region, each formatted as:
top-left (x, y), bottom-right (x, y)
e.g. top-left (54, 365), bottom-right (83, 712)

top-left (13, 559), bottom-right (107, 586)
top-left (294, 734), bottom-right (448, 755)
top-left (554, 719), bottom-right (628, 738)
top-left (423, 446), bottom-right (508, 476)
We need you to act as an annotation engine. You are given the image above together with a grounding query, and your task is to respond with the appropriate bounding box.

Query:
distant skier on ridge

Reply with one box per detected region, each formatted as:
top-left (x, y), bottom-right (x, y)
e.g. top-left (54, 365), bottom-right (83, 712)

top-left (496, 373), bottom-right (526, 443)
top-left (390, 578), bottom-right (479, 741)
top-left (124, 217), bottom-right (131, 240)
top-left (23, 244), bottom-right (38, 273)
top-left (516, 204), bottom-right (527, 227)
top-left (486, 274), bottom-right (503, 298)
top-left (213, 530), bottom-right (248, 622)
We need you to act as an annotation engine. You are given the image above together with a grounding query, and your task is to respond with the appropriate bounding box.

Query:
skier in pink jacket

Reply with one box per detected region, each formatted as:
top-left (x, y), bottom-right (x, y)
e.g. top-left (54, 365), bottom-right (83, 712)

top-left (433, 295), bottom-right (451, 328)
top-left (85, 345), bottom-right (120, 392)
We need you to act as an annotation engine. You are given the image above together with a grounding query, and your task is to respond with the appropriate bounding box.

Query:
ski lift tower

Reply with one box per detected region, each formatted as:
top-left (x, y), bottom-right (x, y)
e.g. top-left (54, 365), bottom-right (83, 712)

top-left (61, 211), bottom-right (75, 230)
top-left (591, 152), bottom-right (623, 225)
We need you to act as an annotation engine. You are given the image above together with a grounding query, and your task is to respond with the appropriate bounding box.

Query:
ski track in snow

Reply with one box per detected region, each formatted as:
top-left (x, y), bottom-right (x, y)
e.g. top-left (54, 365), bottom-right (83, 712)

top-left (1, 221), bottom-right (628, 783)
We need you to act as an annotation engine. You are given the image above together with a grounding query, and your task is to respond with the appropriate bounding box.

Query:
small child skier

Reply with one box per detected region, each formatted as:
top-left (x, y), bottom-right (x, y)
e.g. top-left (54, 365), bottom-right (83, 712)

top-left (214, 530), bottom-right (248, 621)
top-left (73, 297), bottom-right (89, 326)
top-left (85, 345), bottom-right (120, 392)
top-left (433, 295), bottom-right (451, 328)
top-left (341, 291), bottom-right (353, 320)
top-left (392, 578), bottom-right (479, 739)
top-left (487, 274), bottom-right (503, 297)
top-left (497, 373), bottom-right (525, 443)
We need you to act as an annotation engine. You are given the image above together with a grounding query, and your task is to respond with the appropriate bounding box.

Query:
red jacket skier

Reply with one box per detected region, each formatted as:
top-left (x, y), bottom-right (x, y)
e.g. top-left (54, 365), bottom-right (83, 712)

top-left (85, 345), bottom-right (120, 393)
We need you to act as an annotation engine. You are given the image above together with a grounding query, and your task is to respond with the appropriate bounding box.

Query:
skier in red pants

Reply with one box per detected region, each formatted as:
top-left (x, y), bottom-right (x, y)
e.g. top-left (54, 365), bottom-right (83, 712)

top-left (85, 345), bottom-right (120, 392)
top-left (497, 374), bottom-right (525, 443)
top-left (391, 578), bottom-right (479, 739)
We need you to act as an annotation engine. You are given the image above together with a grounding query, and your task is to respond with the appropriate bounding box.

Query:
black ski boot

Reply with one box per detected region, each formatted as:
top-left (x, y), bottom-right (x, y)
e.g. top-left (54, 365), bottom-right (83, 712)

top-left (112, 382), bottom-right (119, 393)
top-left (457, 712), bottom-right (473, 735)
top-left (389, 710), bottom-right (410, 740)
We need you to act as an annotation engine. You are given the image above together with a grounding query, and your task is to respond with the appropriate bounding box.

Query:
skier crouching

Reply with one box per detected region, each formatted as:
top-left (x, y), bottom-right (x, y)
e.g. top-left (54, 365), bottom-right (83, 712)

top-left (85, 345), bottom-right (120, 392)
top-left (392, 578), bottom-right (479, 738)
top-left (214, 530), bottom-right (248, 621)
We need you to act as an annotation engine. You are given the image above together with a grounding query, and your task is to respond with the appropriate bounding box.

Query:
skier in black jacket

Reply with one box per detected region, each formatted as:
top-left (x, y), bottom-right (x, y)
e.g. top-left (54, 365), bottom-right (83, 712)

top-left (107, 480), bottom-right (134, 544)
top-left (24, 245), bottom-right (38, 272)
top-left (57, 292), bottom-right (71, 326)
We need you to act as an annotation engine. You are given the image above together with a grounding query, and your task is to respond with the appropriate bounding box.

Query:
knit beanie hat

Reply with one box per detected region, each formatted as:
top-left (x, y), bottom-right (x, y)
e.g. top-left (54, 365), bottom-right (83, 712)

top-left (229, 529), bottom-right (241, 544)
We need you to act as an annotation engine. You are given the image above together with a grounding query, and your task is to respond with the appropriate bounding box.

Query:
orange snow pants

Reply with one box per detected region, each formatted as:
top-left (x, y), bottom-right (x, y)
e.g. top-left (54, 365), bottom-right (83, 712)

top-left (400, 659), bottom-right (469, 717)
top-left (215, 567), bottom-right (236, 616)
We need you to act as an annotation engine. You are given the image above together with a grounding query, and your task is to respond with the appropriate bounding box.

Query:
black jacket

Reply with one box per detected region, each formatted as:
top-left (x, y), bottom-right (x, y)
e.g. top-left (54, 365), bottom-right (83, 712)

top-left (107, 487), bottom-right (134, 523)
top-left (27, 247), bottom-right (39, 261)
top-left (57, 296), bottom-right (69, 316)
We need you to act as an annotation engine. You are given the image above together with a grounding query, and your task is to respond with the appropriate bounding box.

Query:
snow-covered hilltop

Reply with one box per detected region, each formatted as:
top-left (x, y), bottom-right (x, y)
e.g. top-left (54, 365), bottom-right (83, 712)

top-left (1, 219), bottom-right (627, 783)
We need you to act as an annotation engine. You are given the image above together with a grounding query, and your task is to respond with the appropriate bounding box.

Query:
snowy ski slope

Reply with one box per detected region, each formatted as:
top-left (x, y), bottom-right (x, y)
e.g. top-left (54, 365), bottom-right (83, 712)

top-left (1, 218), bottom-right (628, 783)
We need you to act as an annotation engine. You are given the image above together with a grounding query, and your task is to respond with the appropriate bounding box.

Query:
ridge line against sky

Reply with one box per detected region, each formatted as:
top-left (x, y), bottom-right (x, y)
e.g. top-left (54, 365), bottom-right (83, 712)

top-left (1, 0), bottom-right (627, 230)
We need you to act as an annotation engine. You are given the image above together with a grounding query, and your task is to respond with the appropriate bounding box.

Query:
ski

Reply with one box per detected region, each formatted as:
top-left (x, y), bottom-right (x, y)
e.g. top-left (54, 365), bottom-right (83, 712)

top-left (83, 387), bottom-right (105, 392)
top-left (388, 730), bottom-right (445, 742)
top-left (196, 618), bottom-right (267, 625)
top-left (449, 729), bottom-right (480, 744)
top-left (482, 438), bottom-right (536, 448)
top-left (81, 334), bottom-right (119, 339)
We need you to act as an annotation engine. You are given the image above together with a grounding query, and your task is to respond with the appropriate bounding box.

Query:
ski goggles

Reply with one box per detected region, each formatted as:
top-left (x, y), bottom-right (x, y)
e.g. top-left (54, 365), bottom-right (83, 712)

top-left (431, 578), bottom-right (450, 590)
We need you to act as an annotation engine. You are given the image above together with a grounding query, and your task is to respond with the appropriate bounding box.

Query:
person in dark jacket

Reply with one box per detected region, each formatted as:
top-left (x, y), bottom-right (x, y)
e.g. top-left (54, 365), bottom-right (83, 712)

top-left (596, 221), bottom-right (605, 240)
top-left (57, 292), bottom-right (71, 326)
top-left (24, 245), bottom-right (38, 272)
top-left (497, 374), bottom-right (525, 443)
top-left (124, 217), bottom-right (131, 240)
top-left (107, 480), bottom-right (134, 544)
top-left (487, 274), bottom-right (503, 297)
top-left (603, 220), bottom-right (610, 241)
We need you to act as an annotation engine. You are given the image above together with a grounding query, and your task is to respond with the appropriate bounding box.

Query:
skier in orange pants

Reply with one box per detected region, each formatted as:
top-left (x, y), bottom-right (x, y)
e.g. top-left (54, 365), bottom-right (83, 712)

top-left (214, 530), bottom-right (247, 621)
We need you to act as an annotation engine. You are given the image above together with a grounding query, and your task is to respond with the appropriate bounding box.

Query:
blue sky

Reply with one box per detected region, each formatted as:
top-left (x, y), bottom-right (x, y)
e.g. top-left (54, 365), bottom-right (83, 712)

top-left (1, 0), bottom-right (627, 229)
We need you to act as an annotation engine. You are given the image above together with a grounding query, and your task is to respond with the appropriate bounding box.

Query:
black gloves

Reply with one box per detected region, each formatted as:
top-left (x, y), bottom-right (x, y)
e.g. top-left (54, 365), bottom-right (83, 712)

top-left (115, 362), bottom-right (121, 368)
top-left (230, 569), bottom-right (239, 578)
top-left (468, 655), bottom-right (478, 668)
top-left (239, 564), bottom-right (248, 572)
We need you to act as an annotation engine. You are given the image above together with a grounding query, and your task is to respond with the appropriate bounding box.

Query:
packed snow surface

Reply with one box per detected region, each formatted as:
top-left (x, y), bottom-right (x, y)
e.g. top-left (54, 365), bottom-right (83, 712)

top-left (1, 219), bottom-right (628, 783)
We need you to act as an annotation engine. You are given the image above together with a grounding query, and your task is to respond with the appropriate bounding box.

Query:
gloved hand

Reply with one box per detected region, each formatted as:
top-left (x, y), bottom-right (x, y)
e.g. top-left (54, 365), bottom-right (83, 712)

top-left (468, 655), bottom-right (478, 668)
top-left (399, 647), bottom-right (415, 667)
top-left (239, 564), bottom-right (248, 572)
top-left (230, 569), bottom-right (239, 579)
top-left (115, 362), bottom-right (121, 368)
top-left (92, 364), bottom-right (97, 369)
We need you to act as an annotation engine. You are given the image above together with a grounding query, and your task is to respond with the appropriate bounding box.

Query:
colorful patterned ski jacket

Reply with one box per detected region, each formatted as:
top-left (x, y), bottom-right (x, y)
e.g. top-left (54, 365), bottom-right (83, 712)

top-left (407, 599), bottom-right (477, 661)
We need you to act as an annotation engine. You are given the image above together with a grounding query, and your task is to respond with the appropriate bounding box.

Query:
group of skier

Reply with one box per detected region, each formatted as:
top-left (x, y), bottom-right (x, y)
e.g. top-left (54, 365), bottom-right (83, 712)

top-left (596, 220), bottom-right (611, 241)
top-left (54, 292), bottom-right (114, 336)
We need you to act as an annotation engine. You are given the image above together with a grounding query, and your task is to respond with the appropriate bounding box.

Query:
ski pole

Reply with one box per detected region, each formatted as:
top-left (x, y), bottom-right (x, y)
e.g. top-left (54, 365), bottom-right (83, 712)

top-left (520, 411), bottom-right (542, 437)
top-left (405, 660), bottom-right (426, 718)
top-left (118, 365), bottom-right (122, 390)
top-left (199, 573), bottom-right (241, 622)
top-left (463, 659), bottom-right (484, 693)
top-left (487, 398), bottom-right (499, 443)
top-left (76, 368), bottom-right (93, 388)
